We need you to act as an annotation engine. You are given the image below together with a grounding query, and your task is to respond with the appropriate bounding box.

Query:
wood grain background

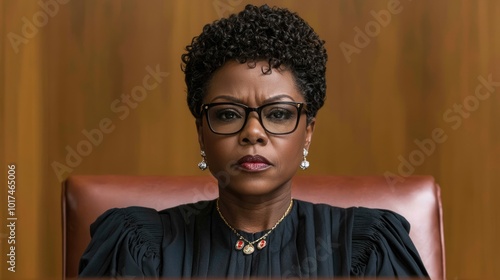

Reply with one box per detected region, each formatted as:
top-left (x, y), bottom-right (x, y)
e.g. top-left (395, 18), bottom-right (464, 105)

top-left (1, 0), bottom-right (499, 278)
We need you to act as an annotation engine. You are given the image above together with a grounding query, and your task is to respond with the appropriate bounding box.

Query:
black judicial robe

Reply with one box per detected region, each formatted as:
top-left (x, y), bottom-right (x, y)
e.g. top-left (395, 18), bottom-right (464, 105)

top-left (79, 199), bottom-right (429, 278)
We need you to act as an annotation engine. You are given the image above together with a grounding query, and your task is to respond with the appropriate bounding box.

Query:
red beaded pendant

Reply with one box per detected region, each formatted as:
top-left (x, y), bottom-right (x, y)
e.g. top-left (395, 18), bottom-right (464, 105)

top-left (257, 239), bottom-right (267, 250)
top-left (235, 239), bottom-right (245, 250)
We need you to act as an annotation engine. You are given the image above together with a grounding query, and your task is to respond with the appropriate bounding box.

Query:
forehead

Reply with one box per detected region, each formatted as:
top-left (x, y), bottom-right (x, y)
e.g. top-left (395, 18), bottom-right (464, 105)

top-left (204, 60), bottom-right (303, 104)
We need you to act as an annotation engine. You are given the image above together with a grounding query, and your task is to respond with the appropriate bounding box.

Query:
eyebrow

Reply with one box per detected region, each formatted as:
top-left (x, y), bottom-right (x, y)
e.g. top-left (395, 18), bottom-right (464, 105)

top-left (210, 94), bottom-right (295, 103)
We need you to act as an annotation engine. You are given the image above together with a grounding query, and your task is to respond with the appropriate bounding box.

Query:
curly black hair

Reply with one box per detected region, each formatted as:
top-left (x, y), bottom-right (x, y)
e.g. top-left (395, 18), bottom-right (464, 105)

top-left (181, 4), bottom-right (327, 123)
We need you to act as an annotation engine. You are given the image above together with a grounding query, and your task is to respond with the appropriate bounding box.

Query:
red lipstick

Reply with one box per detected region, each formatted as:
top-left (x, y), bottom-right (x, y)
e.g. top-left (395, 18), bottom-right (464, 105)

top-left (236, 155), bottom-right (272, 171)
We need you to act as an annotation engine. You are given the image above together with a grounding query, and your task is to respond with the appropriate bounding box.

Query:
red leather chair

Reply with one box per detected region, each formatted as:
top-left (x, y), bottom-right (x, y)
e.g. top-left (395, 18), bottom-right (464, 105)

top-left (62, 175), bottom-right (445, 279)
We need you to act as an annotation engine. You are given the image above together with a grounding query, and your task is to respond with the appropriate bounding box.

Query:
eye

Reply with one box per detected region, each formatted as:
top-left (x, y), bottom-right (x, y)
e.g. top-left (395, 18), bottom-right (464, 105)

top-left (265, 107), bottom-right (294, 121)
top-left (215, 109), bottom-right (243, 121)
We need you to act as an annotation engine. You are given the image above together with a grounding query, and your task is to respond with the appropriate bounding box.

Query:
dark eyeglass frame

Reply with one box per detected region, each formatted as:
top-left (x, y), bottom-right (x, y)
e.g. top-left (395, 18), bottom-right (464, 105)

top-left (200, 101), bottom-right (305, 135)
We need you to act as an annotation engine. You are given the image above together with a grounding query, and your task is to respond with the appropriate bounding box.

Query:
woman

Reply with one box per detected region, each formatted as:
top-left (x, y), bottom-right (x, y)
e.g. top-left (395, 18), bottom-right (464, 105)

top-left (79, 4), bottom-right (428, 278)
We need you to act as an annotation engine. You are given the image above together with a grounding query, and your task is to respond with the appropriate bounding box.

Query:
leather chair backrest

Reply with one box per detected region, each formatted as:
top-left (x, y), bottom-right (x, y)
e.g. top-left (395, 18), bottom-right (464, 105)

top-left (62, 175), bottom-right (445, 279)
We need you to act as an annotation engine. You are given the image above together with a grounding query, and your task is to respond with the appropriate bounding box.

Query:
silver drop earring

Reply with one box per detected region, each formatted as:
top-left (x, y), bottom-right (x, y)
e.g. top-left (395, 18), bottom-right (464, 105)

top-left (198, 150), bottom-right (208, 170)
top-left (300, 148), bottom-right (310, 170)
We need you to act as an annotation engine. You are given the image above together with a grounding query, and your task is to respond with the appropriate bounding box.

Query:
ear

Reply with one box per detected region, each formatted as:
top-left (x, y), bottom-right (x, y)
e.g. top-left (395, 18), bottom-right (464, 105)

top-left (195, 118), bottom-right (204, 151)
top-left (304, 118), bottom-right (315, 150)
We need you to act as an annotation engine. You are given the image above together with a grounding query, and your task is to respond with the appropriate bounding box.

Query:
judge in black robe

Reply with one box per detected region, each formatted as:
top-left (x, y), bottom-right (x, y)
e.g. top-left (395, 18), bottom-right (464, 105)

top-left (79, 4), bottom-right (429, 278)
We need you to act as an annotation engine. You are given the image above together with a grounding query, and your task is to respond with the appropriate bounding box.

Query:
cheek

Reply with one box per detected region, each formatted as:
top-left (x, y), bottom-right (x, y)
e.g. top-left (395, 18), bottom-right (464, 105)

top-left (273, 135), bottom-right (305, 169)
top-left (202, 131), bottom-right (236, 167)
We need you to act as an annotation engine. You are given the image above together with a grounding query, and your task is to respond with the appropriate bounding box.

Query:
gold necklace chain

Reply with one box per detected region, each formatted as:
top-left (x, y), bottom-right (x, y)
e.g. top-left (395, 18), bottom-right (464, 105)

top-left (216, 198), bottom-right (294, 254)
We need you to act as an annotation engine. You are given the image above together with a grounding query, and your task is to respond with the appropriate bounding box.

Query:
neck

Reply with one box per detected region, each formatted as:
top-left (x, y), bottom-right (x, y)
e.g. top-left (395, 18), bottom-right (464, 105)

top-left (217, 190), bottom-right (292, 233)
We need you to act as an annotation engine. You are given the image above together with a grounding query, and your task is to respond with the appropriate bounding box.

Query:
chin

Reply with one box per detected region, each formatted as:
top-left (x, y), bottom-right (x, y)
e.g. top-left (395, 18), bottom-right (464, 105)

top-left (218, 174), bottom-right (290, 197)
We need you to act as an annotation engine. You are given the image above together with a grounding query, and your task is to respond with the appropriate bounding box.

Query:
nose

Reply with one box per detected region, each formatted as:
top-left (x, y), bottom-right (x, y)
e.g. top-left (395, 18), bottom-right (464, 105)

top-left (239, 113), bottom-right (268, 145)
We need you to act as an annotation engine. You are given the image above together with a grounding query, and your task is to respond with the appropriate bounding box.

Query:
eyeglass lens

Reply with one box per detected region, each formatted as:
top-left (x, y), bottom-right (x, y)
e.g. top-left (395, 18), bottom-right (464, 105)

top-left (206, 103), bottom-right (300, 134)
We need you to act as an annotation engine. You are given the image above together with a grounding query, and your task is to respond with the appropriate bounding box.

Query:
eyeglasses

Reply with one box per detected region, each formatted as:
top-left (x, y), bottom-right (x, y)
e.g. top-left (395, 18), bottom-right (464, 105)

top-left (200, 102), bottom-right (305, 135)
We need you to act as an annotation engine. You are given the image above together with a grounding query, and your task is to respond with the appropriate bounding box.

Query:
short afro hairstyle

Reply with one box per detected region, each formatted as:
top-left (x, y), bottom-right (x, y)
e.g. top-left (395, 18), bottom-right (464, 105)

top-left (181, 4), bottom-right (327, 123)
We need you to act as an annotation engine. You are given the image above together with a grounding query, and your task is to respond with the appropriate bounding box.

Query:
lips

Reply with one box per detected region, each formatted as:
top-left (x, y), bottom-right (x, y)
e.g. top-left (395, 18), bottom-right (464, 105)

top-left (236, 155), bottom-right (272, 171)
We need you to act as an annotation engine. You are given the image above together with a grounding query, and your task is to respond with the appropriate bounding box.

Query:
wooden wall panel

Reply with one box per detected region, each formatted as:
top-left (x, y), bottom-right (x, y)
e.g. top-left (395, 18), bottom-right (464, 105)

top-left (1, 0), bottom-right (499, 278)
top-left (1, 1), bottom-right (47, 278)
